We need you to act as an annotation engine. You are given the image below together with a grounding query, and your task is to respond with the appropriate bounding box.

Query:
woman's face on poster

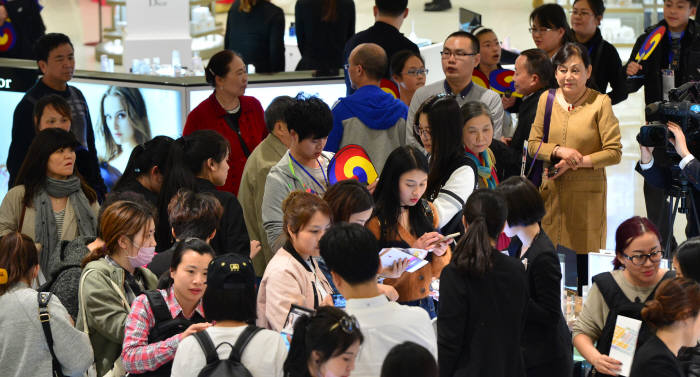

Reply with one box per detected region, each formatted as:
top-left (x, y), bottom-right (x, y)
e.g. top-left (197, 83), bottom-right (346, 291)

top-left (103, 94), bottom-right (135, 146)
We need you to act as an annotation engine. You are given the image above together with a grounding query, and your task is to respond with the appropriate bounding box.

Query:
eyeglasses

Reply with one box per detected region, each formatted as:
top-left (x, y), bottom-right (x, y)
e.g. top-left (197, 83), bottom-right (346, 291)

top-left (414, 125), bottom-right (431, 137)
top-left (440, 50), bottom-right (477, 59)
top-left (621, 250), bottom-right (663, 266)
top-left (570, 9), bottom-right (593, 17)
top-left (405, 68), bottom-right (429, 76)
top-left (529, 27), bottom-right (555, 34)
top-left (329, 315), bottom-right (360, 334)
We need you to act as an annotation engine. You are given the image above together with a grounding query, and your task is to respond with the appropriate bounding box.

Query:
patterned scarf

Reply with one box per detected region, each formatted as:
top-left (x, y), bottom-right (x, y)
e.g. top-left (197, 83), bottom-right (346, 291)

top-left (465, 147), bottom-right (499, 189)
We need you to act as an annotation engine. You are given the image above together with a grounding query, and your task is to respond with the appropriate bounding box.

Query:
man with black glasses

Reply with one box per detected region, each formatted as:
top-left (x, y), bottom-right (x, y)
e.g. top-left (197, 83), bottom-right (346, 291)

top-left (406, 31), bottom-right (506, 151)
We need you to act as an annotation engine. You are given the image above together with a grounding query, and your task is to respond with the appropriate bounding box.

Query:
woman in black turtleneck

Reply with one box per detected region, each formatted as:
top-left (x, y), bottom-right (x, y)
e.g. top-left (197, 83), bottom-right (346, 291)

top-left (570, 0), bottom-right (628, 105)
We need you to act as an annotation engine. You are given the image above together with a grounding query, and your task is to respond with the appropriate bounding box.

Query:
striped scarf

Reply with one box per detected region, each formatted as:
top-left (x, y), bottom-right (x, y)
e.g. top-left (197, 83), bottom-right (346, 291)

top-left (465, 147), bottom-right (499, 189)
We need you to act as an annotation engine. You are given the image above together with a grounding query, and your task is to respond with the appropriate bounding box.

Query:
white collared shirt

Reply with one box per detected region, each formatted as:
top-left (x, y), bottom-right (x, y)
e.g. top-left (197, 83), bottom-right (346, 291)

top-left (345, 295), bottom-right (437, 377)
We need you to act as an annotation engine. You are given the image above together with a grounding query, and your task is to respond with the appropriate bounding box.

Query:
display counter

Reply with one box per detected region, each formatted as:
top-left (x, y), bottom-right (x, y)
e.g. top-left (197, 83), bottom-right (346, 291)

top-left (0, 58), bottom-right (347, 196)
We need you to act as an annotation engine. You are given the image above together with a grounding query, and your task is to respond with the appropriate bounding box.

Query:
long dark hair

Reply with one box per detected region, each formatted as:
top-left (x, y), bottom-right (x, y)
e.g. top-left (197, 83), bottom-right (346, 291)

top-left (529, 3), bottom-right (574, 45)
top-left (156, 130), bottom-right (230, 250)
top-left (98, 86), bottom-right (152, 162)
top-left (372, 146), bottom-right (433, 241)
top-left (283, 306), bottom-right (363, 377)
top-left (113, 136), bottom-right (174, 194)
top-left (676, 237), bottom-right (700, 283)
top-left (321, 0), bottom-right (338, 22)
top-left (15, 128), bottom-right (97, 207)
top-left (423, 96), bottom-right (465, 200)
top-left (452, 189), bottom-right (507, 276)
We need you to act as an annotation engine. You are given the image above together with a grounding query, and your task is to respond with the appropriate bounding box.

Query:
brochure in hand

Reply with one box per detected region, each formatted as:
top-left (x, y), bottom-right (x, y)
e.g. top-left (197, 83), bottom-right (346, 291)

top-left (379, 248), bottom-right (429, 273)
top-left (608, 315), bottom-right (642, 377)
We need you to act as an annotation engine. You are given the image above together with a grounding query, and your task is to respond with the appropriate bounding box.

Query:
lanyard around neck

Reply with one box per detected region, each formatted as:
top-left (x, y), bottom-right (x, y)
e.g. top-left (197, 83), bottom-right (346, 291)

top-left (288, 153), bottom-right (328, 194)
top-left (668, 30), bottom-right (685, 66)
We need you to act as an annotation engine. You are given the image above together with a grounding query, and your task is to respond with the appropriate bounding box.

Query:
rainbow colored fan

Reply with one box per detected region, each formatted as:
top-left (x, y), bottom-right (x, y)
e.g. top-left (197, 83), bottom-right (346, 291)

top-left (327, 144), bottom-right (378, 185)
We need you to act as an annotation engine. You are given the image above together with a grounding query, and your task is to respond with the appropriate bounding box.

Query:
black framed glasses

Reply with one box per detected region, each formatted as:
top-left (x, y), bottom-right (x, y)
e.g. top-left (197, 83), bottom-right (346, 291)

top-left (622, 250), bottom-right (663, 266)
top-left (405, 68), bottom-right (429, 76)
top-left (440, 50), bottom-right (477, 59)
top-left (329, 315), bottom-right (360, 334)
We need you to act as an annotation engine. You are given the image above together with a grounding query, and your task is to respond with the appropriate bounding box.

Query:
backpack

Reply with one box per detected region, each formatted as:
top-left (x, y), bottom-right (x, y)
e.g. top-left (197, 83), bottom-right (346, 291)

top-left (140, 290), bottom-right (207, 377)
top-left (193, 325), bottom-right (263, 377)
top-left (589, 270), bottom-right (674, 377)
top-left (39, 239), bottom-right (92, 321)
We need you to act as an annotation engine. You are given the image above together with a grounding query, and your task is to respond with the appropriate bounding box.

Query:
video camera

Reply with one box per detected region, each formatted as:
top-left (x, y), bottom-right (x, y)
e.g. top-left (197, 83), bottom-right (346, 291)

top-left (636, 101), bottom-right (700, 155)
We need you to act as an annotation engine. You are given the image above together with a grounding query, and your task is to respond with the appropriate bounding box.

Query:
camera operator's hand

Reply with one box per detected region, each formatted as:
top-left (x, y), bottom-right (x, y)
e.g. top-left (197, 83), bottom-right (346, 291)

top-left (626, 61), bottom-right (643, 76)
top-left (668, 122), bottom-right (691, 159)
top-left (640, 145), bottom-right (654, 164)
top-left (553, 146), bottom-right (583, 168)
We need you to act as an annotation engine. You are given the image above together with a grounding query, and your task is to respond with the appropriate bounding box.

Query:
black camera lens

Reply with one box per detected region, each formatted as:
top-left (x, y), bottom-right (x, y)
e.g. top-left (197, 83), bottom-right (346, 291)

top-left (637, 123), bottom-right (668, 147)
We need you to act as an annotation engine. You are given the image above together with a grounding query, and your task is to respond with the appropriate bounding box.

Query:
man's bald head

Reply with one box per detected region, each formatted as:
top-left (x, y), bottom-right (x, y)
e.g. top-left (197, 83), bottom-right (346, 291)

top-left (349, 43), bottom-right (387, 82)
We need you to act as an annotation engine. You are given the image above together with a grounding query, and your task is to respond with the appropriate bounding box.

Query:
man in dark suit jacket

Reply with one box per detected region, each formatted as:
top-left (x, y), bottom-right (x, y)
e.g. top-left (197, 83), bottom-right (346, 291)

top-left (342, 0), bottom-right (418, 95)
top-left (637, 121), bottom-right (700, 240)
top-left (506, 48), bottom-right (553, 182)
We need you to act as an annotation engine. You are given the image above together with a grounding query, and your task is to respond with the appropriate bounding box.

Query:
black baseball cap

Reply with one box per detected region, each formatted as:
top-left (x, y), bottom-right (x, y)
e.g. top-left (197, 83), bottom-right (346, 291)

top-left (207, 253), bottom-right (256, 289)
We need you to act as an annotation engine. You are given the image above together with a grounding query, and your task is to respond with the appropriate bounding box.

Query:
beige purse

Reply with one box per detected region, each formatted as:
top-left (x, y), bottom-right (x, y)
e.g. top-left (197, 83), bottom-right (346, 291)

top-left (78, 269), bottom-right (130, 377)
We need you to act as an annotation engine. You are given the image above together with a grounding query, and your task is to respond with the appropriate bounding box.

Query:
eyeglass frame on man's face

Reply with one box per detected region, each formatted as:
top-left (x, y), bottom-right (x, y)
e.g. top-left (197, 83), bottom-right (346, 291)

top-left (621, 249), bottom-right (663, 266)
top-left (440, 49), bottom-right (478, 60)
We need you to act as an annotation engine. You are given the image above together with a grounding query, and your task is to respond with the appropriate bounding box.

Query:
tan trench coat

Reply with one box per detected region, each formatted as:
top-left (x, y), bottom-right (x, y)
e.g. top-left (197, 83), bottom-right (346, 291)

top-left (528, 89), bottom-right (622, 254)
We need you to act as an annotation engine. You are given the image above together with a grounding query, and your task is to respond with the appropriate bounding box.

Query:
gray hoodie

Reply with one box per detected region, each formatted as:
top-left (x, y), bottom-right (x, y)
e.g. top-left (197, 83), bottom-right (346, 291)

top-left (261, 150), bottom-right (333, 248)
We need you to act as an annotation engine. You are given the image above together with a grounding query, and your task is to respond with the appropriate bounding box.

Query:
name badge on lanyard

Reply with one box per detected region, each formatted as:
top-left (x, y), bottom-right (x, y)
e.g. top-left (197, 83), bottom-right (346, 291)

top-left (662, 69), bottom-right (675, 101)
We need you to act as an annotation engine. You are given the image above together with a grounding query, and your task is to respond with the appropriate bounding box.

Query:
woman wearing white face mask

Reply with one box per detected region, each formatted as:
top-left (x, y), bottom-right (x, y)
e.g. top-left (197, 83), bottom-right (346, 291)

top-left (77, 200), bottom-right (159, 377)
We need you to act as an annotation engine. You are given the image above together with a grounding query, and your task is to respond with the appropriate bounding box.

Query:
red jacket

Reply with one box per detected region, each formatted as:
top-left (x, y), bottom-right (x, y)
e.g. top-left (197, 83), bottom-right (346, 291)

top-left (183, 93), bottom-right (268, 195)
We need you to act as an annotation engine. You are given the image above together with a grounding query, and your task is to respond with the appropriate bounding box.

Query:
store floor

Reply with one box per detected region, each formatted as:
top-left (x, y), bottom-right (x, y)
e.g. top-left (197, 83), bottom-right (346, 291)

top-left (41, 0), bottom-right (683, 249)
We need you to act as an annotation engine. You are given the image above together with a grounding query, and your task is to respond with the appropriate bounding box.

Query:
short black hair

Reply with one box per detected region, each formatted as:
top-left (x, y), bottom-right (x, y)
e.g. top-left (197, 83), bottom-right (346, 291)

top-left (444, 31), bottom-right (480, 54)
top-left (553, 42), bottom-right (591, 69)
top-left (519, 48), bottom-right (553, 88)
top-left (285, 95), bottom-right (333, 141)
top-left (530, 3), bottom-right (574, 45)
top-left (319, 223), bottom-right (380, 284)
top-left (390, 50), bottom-right (424, 78)
top-left (573, 0), bottom-right (605, 16)
top-left (34, 33), bottom-right (73, 63)
top-left (376, 0), bottom-right (407, 17)
top-left (495, 176), bottom-right (545, 227)
top-left (380, 342), bottom-right (438, 377)
top-left (202, 268), bottom-right (257, 323)
top-left (265, 95), bottom-right (295, 133)
top-left (168, 189), bottom-right (223, 240)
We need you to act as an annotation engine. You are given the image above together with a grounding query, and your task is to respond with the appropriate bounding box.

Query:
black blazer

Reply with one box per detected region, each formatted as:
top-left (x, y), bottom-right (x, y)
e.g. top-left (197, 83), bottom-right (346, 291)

top-left (508, 231), bottom-right (572, 370)
top-left (635, 158), bottom-right (700, 238)
top-left (342, 21), bottom-right (419, 94)
top-left (294, 0), bottom-right (355, 71)
top-left (437, 250), bottom-right (529, 377)
top-left (583, 28), bottom-right (628, 105)
top-left (630, 334), bottom-right (683, 377)
top-left (195, 178), bottom-right (250, 256)
top-left (225, 0), bottom-right (285, 73)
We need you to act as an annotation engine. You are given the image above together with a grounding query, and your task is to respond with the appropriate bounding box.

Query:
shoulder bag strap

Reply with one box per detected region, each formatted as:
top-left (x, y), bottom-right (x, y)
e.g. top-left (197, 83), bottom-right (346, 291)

top-left (438, 188), bottom-right (465, 207)
top-left (223, 114), bottom-right (251, 158)
top-left (37, 292), bottom-right (66, 377)
top-left (526, 89), bottom-right (557, 178)
top-left (18, 203), bottom-right (26, 232)
top-left (78, 269), bottom-right (96, 334)
top-left (144, 290), bottom-right (172, 323)
top-left (193, 331), bottom-right (220, 365)
top-left (229, 325), bottom-right (263, 362)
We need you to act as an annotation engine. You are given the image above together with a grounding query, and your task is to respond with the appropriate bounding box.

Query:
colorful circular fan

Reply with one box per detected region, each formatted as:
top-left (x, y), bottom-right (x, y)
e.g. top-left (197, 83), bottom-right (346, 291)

top-left (489, 69), bottom-right (523, 98)
top-left (327, 144), bottom-right (378, 185)
top-left (0, 21), bottom-right (17, 53)
top-left (472, 68), bottom-right (489, 89)
top-left (635, 25), bottom-right (666, 62)
top-left (379, 78), bottom-right (399, 99)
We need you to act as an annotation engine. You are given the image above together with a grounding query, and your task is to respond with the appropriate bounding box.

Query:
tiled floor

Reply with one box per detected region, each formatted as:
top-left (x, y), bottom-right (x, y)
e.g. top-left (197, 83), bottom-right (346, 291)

top-left (40, 0), bottom-right (684, 248)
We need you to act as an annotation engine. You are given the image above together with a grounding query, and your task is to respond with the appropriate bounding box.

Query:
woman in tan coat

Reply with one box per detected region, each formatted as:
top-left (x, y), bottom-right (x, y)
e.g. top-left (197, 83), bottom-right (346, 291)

top-left (528, 42), bottom-right (621, 289)
top-left (256, 191), bottom-right (334, 331)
